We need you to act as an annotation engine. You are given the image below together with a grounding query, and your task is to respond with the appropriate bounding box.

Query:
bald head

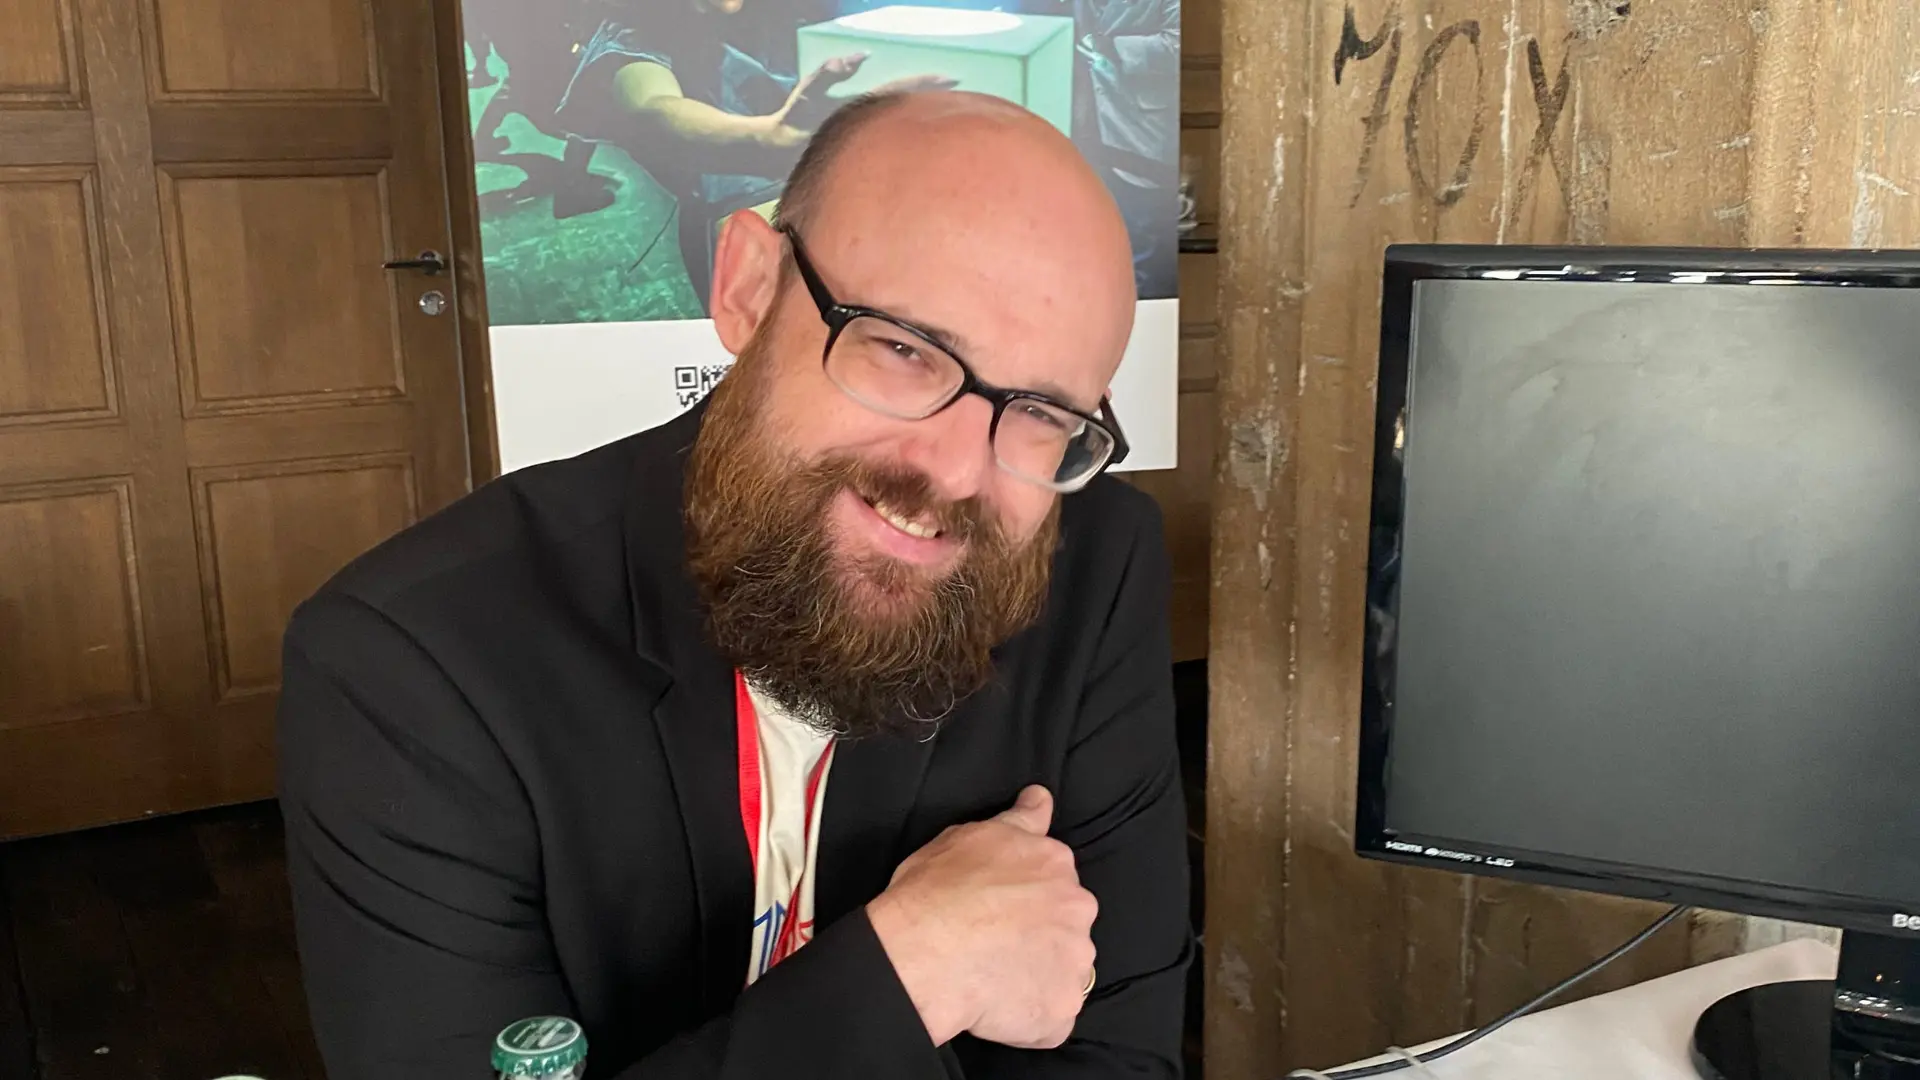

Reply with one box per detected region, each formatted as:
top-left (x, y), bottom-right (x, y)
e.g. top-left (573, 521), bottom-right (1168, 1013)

top-left (777, 89), bottom-right (1125, 246)
top-left (781, 92), bottom-right (1131, 268)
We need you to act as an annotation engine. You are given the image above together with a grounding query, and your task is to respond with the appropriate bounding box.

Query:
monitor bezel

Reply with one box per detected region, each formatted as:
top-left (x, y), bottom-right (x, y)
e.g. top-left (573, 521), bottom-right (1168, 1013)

top-left (1357, 244), bottom-right (1920, 937)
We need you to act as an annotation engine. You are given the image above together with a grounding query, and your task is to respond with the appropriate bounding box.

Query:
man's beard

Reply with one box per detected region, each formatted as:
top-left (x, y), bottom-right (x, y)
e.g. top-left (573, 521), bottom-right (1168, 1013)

top-left (683, 338), bottom-right (1059, 740)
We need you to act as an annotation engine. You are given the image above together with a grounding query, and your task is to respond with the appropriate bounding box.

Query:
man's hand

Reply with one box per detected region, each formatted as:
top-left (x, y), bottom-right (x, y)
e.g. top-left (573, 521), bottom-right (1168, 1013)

top-left (773, 53), bottom-right (959, 142)
top-left (1076, 34), bottom-right (1118, 78)
top-left (865, 785), bottom-right (1098, 1049)
top-left (775, 52), bottom-right (867, 136)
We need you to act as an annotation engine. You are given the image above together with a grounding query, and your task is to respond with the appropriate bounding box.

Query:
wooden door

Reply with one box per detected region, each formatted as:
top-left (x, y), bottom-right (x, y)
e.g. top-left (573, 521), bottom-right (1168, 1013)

top-left (0, 0), bottom-right (473, 838)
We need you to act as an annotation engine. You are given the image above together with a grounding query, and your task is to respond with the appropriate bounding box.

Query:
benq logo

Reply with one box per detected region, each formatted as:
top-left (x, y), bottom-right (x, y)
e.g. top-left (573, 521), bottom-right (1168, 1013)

top-left (1894, 914), bottom-right (1919, 931)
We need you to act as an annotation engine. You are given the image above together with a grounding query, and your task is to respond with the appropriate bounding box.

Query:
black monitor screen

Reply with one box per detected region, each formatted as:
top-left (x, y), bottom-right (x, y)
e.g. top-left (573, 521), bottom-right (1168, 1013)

top-left (1381, 276), bottom-right (1920, 913)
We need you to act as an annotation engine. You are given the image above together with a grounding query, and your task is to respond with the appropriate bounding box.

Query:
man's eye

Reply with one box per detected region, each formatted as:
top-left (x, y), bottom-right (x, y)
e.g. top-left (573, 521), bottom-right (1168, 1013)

top-left (871, 334), bottom-right (930, 367)
top-left (1014, 402), bottom-right (1072, 432)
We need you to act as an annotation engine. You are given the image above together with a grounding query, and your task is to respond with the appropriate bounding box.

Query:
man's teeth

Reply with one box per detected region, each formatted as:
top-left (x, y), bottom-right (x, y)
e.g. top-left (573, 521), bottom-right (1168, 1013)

top-left (871, 500), bottom-right (941, 539)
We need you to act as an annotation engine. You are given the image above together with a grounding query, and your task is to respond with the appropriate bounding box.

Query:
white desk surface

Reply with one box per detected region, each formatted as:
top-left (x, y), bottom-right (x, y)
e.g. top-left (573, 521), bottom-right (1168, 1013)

top-left (1315, 938), bottom-right (1839, 1079)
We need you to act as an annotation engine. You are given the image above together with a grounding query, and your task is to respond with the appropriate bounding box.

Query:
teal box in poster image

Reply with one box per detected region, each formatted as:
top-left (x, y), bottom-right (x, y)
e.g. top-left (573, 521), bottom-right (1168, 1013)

top-left (796, 8), bottom-right (1074, 136)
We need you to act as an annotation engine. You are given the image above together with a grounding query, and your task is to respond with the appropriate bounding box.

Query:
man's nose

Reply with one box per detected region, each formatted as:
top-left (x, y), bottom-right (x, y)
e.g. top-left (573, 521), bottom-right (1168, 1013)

top-left (895, 393), bottom-right (998, 502)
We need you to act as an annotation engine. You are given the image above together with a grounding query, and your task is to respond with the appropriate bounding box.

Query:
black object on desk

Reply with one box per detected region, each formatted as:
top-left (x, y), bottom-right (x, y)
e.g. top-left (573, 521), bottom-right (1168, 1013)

top-left (1691, 928), bottom-right (1920, 1080)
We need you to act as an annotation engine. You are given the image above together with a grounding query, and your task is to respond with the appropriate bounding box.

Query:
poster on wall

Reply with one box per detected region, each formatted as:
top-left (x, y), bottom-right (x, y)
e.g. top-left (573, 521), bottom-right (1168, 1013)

top-left (461, 0), bottom-right (1183, 474)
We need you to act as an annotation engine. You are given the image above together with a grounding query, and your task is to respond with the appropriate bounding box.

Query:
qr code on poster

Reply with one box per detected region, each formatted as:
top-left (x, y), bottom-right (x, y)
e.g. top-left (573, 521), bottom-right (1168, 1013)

top-left (673, 363), bottom-right (733, 407)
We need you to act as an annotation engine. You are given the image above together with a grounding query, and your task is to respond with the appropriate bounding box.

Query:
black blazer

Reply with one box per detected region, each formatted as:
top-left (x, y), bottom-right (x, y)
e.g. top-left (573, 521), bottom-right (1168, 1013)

top-left (277, 402), bottom-right (1193, 1079)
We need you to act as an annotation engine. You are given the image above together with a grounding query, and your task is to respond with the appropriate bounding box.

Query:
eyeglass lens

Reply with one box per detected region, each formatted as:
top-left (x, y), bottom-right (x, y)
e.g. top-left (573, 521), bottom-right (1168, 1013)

top-left (824, 315), bottom-right (1115, 489)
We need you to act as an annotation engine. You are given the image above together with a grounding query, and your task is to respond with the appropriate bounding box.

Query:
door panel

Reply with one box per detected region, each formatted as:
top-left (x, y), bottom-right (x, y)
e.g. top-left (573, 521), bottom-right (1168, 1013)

top-left (0, 171), bottom-right (116, 423)
top-left (0, 479), bottom-right (148, 727)
top-left (192, 454), bottom-right (418, 701)
top-left (161, 168), bottom-right (404, 409)
top-left (145, 0), bottom-right (376, 99)
top-left (0, 0), bottom-right (79, 103)
top-left (0, 0), bottom-right (471, 838)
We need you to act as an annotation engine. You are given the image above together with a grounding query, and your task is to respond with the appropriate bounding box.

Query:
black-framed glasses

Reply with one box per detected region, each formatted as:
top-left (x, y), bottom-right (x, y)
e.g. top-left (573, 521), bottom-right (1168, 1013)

top-left (780, 226), bottom-right (1130, 493)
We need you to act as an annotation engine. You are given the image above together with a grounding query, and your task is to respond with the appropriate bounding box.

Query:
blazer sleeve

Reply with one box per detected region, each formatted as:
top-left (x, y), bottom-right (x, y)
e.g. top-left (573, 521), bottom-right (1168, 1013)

top-left (954, 499), bottom-right (1196, 1078)
top-left (277, 589), bottom-right (956, 1080)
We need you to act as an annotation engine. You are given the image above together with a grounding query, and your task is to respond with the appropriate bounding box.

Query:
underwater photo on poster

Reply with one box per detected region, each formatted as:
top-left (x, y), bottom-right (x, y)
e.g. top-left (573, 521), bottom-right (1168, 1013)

top-left (462, 0), bottom-right (1183, 326)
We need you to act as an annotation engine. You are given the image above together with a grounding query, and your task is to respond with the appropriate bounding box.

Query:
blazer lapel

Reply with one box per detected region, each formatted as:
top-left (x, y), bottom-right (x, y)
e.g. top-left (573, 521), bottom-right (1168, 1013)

top-left (814, 665), bottom-right (1032, 930)
top-left (814, 729), bottom-right (939, 929)
top-left (621, 401), bottom-right (753, 1014)
top-left (650, 650), bottom-right (753, 1015)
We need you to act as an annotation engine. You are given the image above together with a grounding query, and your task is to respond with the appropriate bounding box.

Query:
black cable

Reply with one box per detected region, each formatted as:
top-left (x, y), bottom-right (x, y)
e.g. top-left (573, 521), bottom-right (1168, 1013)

top-left (627, 202), bottom-right (679, 275)
top-left (1287, 904), bottom-right (1692, 1079)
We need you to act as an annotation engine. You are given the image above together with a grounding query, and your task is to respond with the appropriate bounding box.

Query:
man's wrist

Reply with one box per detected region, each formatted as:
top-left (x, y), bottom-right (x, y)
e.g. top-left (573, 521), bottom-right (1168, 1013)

top-left (865, 893), bottom-right (974, 1045)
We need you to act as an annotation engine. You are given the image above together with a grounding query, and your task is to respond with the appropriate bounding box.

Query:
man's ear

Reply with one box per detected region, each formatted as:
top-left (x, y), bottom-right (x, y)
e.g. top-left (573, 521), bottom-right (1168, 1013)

top-left (709, 209), bottom-right (783, 353)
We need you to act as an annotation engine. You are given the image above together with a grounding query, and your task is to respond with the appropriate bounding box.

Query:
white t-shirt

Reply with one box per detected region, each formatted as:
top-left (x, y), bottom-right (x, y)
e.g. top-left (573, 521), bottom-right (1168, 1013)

top-left (743, 681), bottom-right (836, 986)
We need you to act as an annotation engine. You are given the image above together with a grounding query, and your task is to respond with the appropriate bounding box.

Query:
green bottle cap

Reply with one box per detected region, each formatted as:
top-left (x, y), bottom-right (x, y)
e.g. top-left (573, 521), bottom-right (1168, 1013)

top-left (492, 1016), bottom-right (588, 1077)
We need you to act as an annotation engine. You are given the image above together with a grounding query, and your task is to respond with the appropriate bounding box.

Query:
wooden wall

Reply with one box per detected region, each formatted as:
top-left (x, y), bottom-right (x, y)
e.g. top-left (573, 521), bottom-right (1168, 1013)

top-left (1202, 1), bottom-right (1918, 1076)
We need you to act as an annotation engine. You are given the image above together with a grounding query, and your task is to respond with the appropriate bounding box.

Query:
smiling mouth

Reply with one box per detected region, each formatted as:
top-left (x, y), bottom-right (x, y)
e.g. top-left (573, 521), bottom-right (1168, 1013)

top-left (859, 493), bottom-right (944, 540)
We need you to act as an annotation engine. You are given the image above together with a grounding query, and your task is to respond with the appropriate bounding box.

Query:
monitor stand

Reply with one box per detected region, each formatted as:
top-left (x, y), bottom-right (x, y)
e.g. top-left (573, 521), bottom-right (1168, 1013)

top-left (1690, 930), bottom-right (1920, 1080)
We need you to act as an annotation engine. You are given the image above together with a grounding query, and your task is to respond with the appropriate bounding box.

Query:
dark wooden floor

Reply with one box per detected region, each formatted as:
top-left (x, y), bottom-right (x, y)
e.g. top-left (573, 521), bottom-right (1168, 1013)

top-left (0, 661), bottom-right (1209, 1080)
top-left (0, 802), bottom-right (324, 1080)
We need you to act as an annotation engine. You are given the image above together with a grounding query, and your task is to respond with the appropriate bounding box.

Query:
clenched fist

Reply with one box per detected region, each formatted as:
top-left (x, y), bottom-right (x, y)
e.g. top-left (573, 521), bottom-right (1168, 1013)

top-left (865, 785), bottom-right (1099, 1049)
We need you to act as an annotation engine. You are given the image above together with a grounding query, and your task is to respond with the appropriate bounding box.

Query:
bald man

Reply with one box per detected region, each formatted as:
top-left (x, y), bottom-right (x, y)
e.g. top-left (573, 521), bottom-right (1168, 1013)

top-left (277, 90), bottom-right (1193, 1079)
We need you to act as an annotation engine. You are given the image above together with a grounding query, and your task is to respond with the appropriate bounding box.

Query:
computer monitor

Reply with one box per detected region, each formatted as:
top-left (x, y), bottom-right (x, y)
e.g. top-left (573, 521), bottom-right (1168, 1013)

top-left (1357, 245), bottom-right (1920, 1080)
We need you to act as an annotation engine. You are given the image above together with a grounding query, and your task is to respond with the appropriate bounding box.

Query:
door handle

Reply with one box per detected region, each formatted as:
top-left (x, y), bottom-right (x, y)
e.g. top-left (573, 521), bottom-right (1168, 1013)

top-left (383, 249), bottom-right (447, 276)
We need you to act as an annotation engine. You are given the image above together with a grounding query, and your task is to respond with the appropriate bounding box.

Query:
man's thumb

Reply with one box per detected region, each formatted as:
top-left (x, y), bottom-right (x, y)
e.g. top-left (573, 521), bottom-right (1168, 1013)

top-left (996, 784), bottom-right (1054, 835)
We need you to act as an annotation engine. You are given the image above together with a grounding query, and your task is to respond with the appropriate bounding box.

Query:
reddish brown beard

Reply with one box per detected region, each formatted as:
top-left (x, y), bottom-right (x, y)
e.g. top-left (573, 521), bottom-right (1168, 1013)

top-left (683, 342), bottom-right (1059, 740)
